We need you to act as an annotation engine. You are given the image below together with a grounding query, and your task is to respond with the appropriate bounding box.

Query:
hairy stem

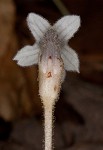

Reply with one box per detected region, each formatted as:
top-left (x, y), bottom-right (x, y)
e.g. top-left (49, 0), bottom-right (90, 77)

top-left (44, 104), bottom-right (54, 150)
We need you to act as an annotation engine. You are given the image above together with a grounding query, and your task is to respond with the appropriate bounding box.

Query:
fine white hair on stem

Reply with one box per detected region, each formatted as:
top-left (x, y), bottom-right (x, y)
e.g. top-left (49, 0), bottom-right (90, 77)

top-left (44, 105), bottom-right (53, 150)
top-left (13, 12), bottom-right (81, 150)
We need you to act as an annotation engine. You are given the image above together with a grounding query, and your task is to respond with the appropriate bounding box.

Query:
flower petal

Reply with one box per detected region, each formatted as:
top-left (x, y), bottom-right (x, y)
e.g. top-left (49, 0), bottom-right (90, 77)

top-left (61, 45), bottom-right (79, 72)
top-left (17, 54), bottom-right (38, 66)
top-left (13, 44), bottom-right (40, 67)
top-left (53, 15), bottom-right (80, 42)
top-left (27, 13), bottom-right (50, 41)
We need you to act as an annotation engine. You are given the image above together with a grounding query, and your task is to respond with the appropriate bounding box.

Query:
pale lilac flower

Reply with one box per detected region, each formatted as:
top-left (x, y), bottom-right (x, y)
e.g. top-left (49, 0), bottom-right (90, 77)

top-left (13, 13), bottom-right (80, 74)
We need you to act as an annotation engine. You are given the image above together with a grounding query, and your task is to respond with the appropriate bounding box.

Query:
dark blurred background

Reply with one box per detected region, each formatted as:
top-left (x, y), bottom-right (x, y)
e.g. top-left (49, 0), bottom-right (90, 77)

top-left (0, 0), bottom-right (103, 149)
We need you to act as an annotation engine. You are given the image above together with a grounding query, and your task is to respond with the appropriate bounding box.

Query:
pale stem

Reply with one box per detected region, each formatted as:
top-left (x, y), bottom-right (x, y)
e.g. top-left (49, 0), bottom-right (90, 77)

top-left (44, 104), bottom-right (54, 150)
